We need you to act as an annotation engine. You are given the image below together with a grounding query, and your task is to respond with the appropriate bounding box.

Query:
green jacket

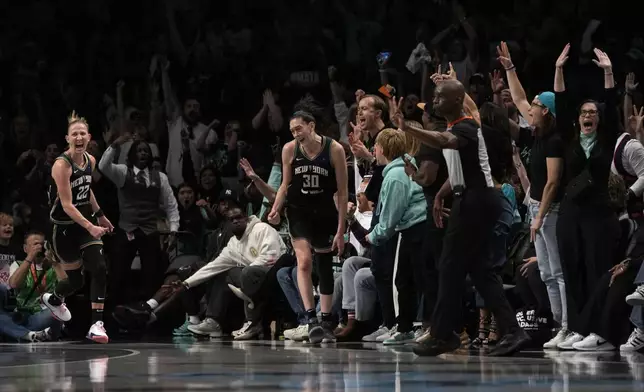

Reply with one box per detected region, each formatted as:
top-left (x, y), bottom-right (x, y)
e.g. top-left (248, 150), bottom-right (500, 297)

top-left (13, 261), bottom-right (58, 314)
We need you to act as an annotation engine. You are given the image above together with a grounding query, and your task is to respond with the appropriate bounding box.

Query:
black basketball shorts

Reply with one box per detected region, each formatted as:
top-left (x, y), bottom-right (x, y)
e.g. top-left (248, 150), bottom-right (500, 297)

top-left (286, 205), bottom-right (338, 253)
top-left (51, 223), bottom-right (103, 264)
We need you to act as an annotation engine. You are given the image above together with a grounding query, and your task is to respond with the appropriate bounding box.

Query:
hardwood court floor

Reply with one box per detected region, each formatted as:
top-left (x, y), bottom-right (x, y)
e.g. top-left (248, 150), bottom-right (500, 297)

top-left (1, 339), bottom-right (644, 391)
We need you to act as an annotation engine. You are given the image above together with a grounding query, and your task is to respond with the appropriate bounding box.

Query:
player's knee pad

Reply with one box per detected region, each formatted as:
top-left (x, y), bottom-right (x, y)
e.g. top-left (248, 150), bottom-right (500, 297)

top-left (82, 245), bottom-right (107, 276)
top-left (55, 268), bottom-right (84, 297)
top-left (90, 270), bottom-right (107, 304)
top-left (316, 253), bottom-right (334, 295)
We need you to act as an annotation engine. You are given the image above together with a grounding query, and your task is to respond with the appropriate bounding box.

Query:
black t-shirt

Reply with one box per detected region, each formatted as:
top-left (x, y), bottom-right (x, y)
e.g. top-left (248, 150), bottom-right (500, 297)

top-left (445, 118), bottom-right (494, 190)
top-left (529, 131), bottom-right (565, 202)
top-left (415, 143), bottom-right (449, 208)
top-left (517, 126), bottom-right (535, 169)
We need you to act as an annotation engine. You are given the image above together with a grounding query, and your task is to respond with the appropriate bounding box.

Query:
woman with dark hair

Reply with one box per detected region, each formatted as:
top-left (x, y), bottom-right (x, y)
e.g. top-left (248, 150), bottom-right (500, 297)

top-left (196, 165), bottom-right (223, 209)
top-left (498, 42), bottom-right (568, 349)
top-left (549, 46), bottom-right (622, 350)
top-left (268, 103), bottom-right (348, 344)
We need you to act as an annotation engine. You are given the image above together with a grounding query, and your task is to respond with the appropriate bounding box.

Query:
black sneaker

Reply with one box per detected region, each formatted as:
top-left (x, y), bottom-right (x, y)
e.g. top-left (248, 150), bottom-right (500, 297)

top-left (308, 322), bottom-right (325, 344)
top-left (487, 329), bottom-right (531, 357)
top-left (113, 302), bottom-right (152, 329)
top-left (412, 332), bottom-right (460, 356)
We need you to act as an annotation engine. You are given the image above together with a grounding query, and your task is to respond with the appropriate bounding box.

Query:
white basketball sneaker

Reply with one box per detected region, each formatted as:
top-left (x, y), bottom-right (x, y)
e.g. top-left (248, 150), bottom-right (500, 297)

top-left (87, 321), bottom-right (109, 344)
top-left (41, 293), bottom-right (72, 322)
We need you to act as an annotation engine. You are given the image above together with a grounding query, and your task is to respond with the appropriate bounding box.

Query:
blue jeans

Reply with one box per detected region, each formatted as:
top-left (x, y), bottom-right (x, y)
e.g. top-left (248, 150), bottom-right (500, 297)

top-left (530, 200), bottom-right (567, 329)
top-left (0, 285), bottom-right (63, 341)
top-left (276, 266), bottom-right (342, 324)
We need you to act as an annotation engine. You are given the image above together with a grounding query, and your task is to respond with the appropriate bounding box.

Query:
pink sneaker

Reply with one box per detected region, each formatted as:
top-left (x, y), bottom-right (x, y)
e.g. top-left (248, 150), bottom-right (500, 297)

top-left (41, 293), bottom-right (72, 322)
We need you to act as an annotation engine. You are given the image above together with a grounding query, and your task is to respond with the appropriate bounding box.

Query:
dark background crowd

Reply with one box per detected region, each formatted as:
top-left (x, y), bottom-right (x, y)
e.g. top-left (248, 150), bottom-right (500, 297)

top-left (2, 0), bottom-right (644, 342)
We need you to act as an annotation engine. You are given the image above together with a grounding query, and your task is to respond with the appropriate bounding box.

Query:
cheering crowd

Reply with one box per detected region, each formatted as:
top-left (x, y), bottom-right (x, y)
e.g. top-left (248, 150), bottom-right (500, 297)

top-left (2, 0), bottom-right (644, 360)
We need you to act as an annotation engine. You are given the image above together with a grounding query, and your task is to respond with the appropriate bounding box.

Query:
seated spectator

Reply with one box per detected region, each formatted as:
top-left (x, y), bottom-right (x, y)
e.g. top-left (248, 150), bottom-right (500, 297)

top-left (195, 165), bottom-right (223, 214)
top-left (0, 213), bottom-right (19, 286)
top-left (278, 257), bottom-right (346, 342)
top-left (514, 249), bottom-right (551, 319)
top-left (111, 185), bottom-right (239, 333)
top-left (333, 256), bottom-right (378, 341)
top-left (0, 232), bottom-right (64, 342)
top-left (166, 207), bottom-right (287, 337)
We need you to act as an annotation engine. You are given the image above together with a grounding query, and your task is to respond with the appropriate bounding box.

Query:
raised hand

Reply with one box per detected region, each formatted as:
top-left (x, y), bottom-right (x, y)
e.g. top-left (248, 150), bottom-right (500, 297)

top-left (355, 89), bottom-right (366, 104)
top-left (629, 105), bottom-right (644, 134)
top-left (626, 72), bottom-right (639, 94)
top-left (239, 158), bottom-right (258, 181)
top-left (489, 69), bottom-right (505, 94)
top-left (445, 62), bottom-right (457, 80)
top-left (496, 41), bottom-right (514, 70)
top-left (592, 48), bottom-right (612, 70)
top-left (556, 44), bottom-right (570, 68)
top-left (388, 96), bottom-right (405, 129)
top-left (348, 121), bottom-right (364, 142)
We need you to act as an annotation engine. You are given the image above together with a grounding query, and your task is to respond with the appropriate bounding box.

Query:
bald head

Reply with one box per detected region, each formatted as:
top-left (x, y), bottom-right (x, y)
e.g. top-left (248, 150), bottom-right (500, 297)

top-left (433, 80), bottom-right (465, 120)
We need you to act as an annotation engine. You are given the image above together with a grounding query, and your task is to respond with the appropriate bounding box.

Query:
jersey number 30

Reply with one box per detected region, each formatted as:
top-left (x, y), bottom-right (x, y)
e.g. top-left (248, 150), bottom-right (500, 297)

top-left (77, 184), bottom-right (90, 200)
top-left (303, 174), bottom-right (319, 189)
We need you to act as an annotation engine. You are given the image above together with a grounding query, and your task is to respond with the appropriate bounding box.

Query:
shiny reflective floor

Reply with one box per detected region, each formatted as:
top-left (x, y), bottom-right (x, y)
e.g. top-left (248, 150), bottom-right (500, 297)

top-left (2, 339), bottom-right (644, 391)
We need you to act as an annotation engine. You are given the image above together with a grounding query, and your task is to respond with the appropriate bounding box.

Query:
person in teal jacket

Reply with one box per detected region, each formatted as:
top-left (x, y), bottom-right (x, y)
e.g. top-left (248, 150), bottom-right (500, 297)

top-left (363, 128), bottom-right (427, 345)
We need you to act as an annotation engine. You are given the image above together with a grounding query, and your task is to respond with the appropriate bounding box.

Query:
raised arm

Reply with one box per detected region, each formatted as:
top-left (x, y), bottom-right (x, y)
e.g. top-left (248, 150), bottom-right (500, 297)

top-left (625, 73), bottom-right (638, 131)
top-left (497, 42), bottom-right (531, 120)
top-left (554, 44), bottom-right (569, 93)
top-left (553, 45), bottom-right (575, 142)
top-left (98, 138), bottom-right (129, 188)
top-left (593, 48), bottom-right (619, 142)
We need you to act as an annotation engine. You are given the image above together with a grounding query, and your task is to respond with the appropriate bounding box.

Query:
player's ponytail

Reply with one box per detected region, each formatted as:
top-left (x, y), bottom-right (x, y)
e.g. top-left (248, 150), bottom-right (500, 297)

top-left (291, 96), bottom-right (333, 137)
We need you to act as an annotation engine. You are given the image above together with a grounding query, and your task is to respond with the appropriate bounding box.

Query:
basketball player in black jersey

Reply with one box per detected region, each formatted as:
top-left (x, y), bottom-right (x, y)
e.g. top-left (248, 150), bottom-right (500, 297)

top-left (268, 110), bottom-right (348, 344)
top-left (42, 111), bottom-right (114, 343)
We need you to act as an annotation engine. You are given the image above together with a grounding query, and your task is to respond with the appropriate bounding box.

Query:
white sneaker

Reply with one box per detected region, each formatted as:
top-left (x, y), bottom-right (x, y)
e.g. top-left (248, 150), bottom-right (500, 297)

top-left (626, 286), bottom-right (644, 306)
top-left (415, 327), bottom-right (431, 343)
top-left (557, 332), bottom-right (584, 350)
top-left (41, 293), bottom-right (72, 322)
top-left (376, 325), bottom-right (398, 343)
top-left (621, 328), bottom-right (644, 352)
top-left (284, 324), bottom-right (309, 341)
top-left (362, 325), bottom-right (390, 342)
top-left (87, 321), bottom-right (109, 344)
top-left (543, 329), bottom-right (570, 349)
top-left (26, 329), bottom-right (49, 342)
top-left (572, 333), bottom-right (616, 351)
top-left (187, 318), bottom-right (222, 337)
top-left (233, 321), bottom-right (253, 338)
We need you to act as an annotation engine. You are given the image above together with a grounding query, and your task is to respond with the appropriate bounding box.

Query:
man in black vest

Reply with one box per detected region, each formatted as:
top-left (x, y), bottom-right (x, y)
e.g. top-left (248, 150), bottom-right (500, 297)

top-left (99, 136), bottom-right (180, 307)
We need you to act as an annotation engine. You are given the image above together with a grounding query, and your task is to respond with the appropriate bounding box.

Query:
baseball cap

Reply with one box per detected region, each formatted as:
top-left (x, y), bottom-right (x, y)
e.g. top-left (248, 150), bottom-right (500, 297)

top-left (219, 188), bottom-right (239, 203)
top-left (537, 92), bottom-right (556, 117)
